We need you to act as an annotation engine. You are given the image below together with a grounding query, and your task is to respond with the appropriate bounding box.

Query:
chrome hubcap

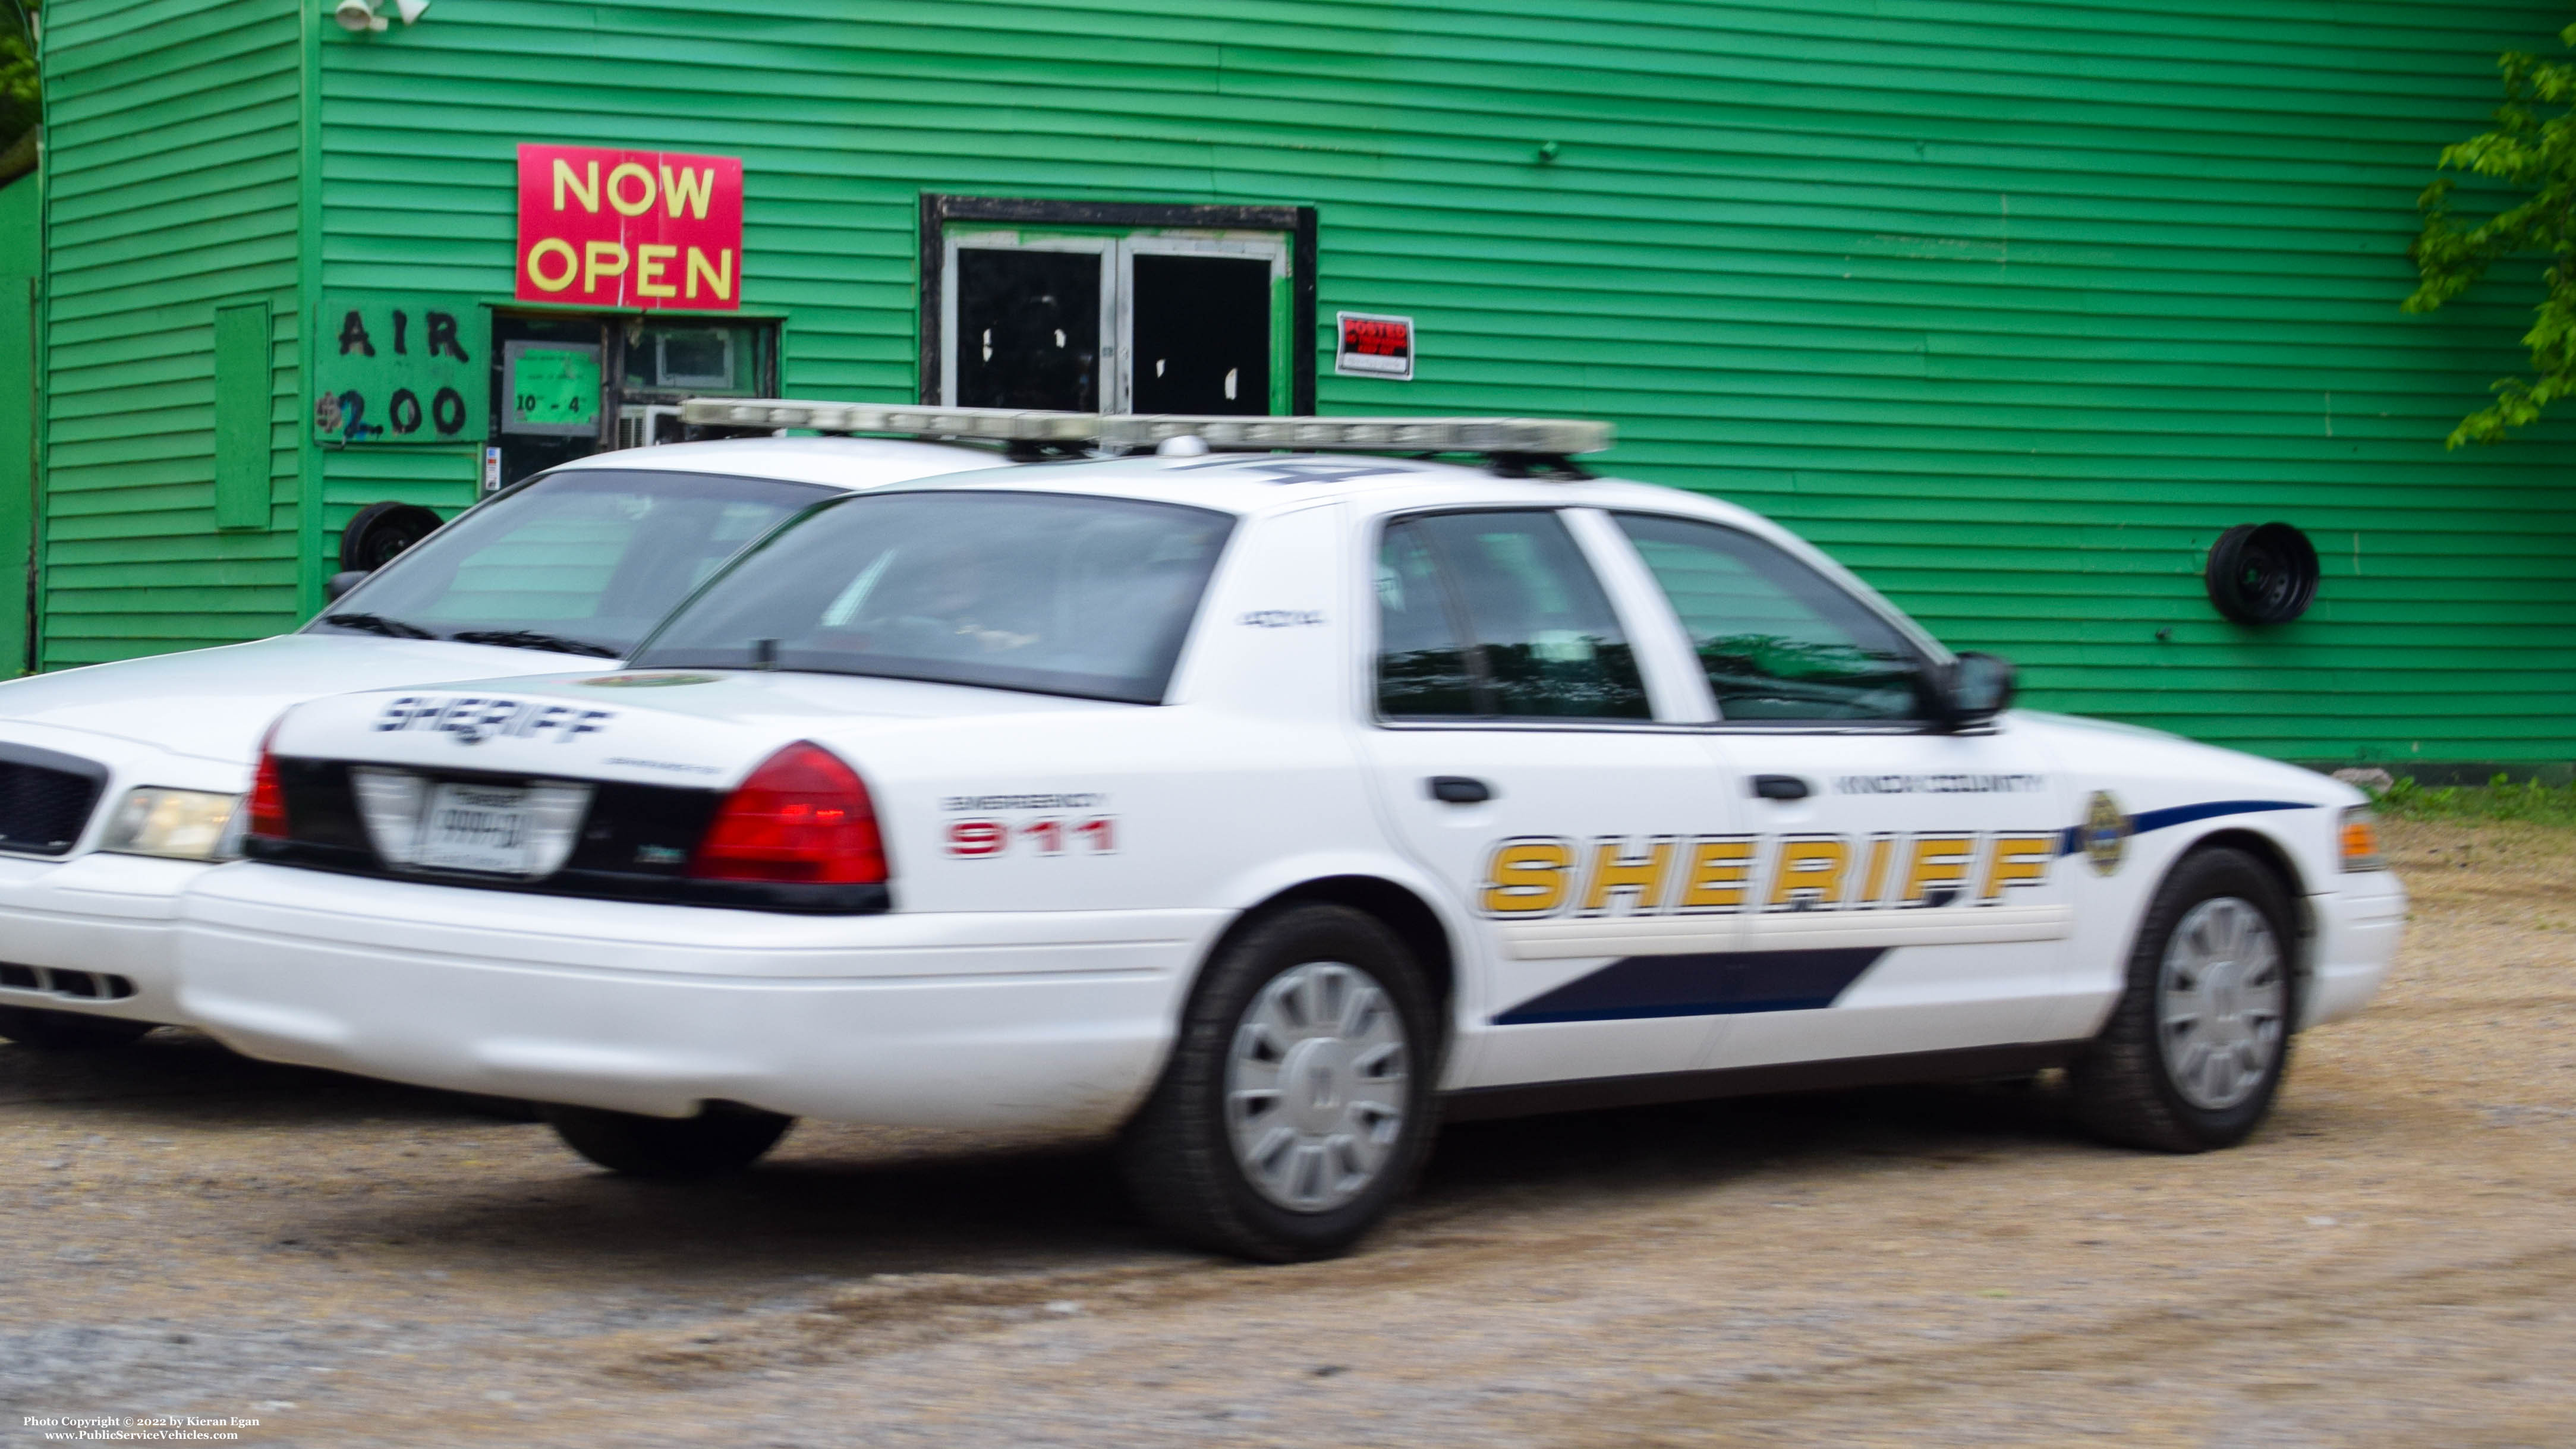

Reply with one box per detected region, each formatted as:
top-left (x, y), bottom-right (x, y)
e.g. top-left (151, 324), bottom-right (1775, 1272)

top-left (1225, 962), bottom-right (1409, 1212)
top-left (2158, 897), bottom-right (2287, 1111)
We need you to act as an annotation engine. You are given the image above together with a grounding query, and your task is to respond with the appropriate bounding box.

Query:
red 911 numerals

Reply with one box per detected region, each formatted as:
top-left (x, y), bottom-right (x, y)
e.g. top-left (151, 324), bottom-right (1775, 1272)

top-left (946, 816), bottom-right (1117, 858)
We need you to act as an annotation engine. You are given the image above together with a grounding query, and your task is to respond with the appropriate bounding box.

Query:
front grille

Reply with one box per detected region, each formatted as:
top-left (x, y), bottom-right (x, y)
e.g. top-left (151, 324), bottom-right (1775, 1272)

top-left (0, 744), bottom-right (109, 857)
top-left (246, 757), bottom-right (890, 916)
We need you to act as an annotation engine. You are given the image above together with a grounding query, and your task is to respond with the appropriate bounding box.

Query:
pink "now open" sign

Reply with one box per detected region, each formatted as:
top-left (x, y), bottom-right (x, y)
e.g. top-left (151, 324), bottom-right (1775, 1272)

top-left (514, 143), bottom-right (744, 310)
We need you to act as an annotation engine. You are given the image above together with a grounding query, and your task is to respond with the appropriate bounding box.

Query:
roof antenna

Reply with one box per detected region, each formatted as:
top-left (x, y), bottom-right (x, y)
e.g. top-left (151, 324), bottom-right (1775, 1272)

top-left (1155, 434), bottom-right (1210, 457)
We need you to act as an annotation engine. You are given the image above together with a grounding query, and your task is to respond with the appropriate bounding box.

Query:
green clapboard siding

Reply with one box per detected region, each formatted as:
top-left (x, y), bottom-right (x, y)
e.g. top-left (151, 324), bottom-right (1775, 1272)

top-left (48, 0), bottom-right (2576, 764)
top-left (39, 0), bottom-right (303, 666)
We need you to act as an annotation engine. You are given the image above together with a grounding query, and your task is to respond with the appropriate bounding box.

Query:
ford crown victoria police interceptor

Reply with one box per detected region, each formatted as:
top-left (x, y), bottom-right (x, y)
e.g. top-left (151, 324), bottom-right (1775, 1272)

top-left (0, 432), bottom-right (1019, 1049)
top-left (172, 419), bottom-right (2405, 1261)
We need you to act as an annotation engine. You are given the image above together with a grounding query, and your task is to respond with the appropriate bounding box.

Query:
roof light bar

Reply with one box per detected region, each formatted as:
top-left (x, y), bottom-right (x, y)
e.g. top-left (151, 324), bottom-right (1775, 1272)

top-left (1099, 414), bottom-right (1613, 456)
top-left (678, 400), bottom-right (1615, 457)
top-left (678, 399), bottom-right (1104, 445)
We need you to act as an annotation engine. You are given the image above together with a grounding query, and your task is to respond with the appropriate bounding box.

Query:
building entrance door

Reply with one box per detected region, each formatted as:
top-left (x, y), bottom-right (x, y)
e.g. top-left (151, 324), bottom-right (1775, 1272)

top-left (487, 312), bottom-right (775, 492)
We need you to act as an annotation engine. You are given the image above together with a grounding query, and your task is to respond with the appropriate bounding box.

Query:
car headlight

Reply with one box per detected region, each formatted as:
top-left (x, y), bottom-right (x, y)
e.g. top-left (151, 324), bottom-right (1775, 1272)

top-left (100, 788), bottom-right (243, 861)
top-left (2338, 805), bottom-right (2385, 872)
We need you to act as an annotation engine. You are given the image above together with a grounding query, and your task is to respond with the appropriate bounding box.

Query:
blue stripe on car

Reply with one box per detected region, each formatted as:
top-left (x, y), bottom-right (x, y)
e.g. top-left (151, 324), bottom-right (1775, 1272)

top-left (2058, 799), bottom-right (2316, 855)
top-left (1492, 948), bottom-right (1888, 1025)
top-left (1501, 798), bottom-right (2323, 1026)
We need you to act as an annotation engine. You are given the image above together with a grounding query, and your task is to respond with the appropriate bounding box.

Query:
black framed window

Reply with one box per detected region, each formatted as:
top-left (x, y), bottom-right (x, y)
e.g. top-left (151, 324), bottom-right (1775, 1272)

top-left (921, 196), bottom-right (1317, 416)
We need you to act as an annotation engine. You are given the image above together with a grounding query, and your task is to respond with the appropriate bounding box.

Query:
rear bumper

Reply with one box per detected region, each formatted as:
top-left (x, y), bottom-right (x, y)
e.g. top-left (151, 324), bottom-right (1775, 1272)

top-left (0, 852), bottom-right (214, 1025)
top-left (176, 862), bottom-right (1224, 1129)
top-left (2304, 871), bottom-right (2407, 1028)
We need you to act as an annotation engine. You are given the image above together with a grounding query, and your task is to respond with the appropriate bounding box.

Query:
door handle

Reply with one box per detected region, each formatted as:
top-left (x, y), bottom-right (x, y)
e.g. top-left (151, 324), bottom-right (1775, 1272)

top-left (1751, 774), bottom-right (1810, 801)
top-left (1428, 776), bottom-right (1493, 805)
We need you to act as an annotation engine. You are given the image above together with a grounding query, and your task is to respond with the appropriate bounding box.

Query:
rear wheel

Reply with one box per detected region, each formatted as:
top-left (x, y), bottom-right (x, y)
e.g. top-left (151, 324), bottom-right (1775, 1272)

top-left (543, 1102), bottom-right (794, 1180)
top-left (0, 1006), bottom-right (159, 1050)
top-left (1119, 903), bottom-right (1438, 1262)
top-left (2073, 848), bottom-right (2298, 1152)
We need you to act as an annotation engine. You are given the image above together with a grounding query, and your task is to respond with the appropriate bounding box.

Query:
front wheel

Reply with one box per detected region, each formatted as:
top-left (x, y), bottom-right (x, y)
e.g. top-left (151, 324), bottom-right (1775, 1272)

top-left (2073, 848), bottom-right (2298, 1152)
top-left (0, 1006), bottom-right (159, 1050)
top-left (543, 1102), bottom-right (794, 1180)
top-left (1118, 903), bottom-right (1439, 1262)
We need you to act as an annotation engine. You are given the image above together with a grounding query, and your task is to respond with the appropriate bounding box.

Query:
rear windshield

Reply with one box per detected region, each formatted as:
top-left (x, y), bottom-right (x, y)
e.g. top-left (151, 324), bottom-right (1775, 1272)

top-left (630, 490), bottom-right (1236, 704)
top-left (306, 470), bottom-right (828, 658)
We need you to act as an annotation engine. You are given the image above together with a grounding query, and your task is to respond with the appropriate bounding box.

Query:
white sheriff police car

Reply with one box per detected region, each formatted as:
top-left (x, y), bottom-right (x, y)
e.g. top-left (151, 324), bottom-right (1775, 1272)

top-left (172, 410), bottom-right (2406, 1261)
top-left (0, 427), bottom-right (1034, 1049)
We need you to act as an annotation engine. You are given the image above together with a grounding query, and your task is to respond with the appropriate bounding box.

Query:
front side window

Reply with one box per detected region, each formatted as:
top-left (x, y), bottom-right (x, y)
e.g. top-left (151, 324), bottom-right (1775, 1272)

top-left (1614, 513), bottom-right (1925, 722)
top-left (631, 491), bottom-right (1235, 704)
top-left (1375, 511), bottom-right (1649, 722)
top-left (308, 470), bottom-right (828, 658)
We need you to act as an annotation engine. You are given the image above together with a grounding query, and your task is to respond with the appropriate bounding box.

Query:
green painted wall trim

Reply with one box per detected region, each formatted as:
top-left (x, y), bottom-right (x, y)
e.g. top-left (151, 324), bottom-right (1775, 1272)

top-left (0, 174), bottom-right (34, 677)
top-left (211, 301), bottom-right (272, 529)
top-left (294, 0), bottom-right (323, 617)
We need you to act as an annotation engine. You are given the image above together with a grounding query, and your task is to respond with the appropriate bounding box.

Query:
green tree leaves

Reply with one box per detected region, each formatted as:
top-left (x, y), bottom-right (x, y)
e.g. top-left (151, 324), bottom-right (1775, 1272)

top-left (0, 1), bottom-right (36, 188)
top-left (2408, 23), bottom-right (2576, 447)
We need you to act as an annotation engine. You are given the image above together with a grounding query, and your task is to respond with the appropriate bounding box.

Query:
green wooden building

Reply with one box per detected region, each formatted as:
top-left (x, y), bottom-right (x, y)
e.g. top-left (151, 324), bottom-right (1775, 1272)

top-left (19, 0), bottom-right (2576, 772)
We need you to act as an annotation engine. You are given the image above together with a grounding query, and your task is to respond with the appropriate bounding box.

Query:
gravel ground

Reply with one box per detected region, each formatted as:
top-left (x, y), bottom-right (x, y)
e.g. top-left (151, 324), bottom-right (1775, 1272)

top-left (4, 816), bottom-right (2571, 1448)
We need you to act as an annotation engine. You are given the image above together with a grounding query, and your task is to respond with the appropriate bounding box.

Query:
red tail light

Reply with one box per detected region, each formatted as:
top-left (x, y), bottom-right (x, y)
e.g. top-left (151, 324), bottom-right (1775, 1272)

top-left (246, 723), bottom-right (290, 840)
top-left (690, 742), bottom-right (886, 885)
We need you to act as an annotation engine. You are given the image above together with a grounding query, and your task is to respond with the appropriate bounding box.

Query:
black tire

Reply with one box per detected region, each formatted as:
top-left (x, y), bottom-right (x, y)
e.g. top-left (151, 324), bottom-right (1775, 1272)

top-left (2203, 522), bottom-right (2320, 626)
top-left (337, 501), bottom-right (446, 573)
top-left (0, 1006), bottom-right (159, 1050)
top-left (2073, 848), bottom-right (2300, 1152)
top-left (1117, 903), bottom-right (1440, 1262)
top-left (543, 1102), bottom-right (793, 1180)
top-left (448, 1093), bottom-right (546, 1123)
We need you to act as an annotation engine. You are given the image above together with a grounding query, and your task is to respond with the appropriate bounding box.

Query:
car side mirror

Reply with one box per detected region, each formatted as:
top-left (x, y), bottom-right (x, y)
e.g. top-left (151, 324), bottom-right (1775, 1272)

top-left (325, 570), bottom-right (370, 603)
top-left (1935, 651), bottom-right (2016, 728)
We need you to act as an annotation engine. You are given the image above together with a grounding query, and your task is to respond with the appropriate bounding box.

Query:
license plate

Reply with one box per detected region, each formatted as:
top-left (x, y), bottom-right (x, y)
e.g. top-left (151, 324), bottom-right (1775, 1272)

top-left (415, 782), bottom-right (541, 874)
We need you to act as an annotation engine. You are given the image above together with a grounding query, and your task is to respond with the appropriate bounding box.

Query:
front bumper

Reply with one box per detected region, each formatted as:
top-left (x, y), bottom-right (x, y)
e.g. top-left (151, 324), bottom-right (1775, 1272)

top-left (176, 862), bottom-right (1226, 1129)
top-left (0, 852), bottom-right (217, 1025)
top-left (2304, 869), bottom-right (2408, 1028)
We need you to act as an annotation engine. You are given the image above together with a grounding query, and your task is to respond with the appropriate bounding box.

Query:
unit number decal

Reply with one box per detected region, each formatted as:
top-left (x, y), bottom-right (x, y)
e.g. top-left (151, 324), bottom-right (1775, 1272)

top-left (946, 817), bottom-right (1119, 858)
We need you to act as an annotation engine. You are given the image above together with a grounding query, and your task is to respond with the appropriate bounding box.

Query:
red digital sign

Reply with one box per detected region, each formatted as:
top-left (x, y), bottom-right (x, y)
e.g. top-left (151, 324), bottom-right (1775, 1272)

top-left (515, 143), bottom-right (744, 310)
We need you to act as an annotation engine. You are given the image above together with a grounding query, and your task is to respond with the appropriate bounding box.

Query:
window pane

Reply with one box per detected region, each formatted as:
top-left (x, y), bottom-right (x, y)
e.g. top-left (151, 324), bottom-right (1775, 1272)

top-left (1130, 253), bottom-right (1271, 415)
top-left (1375, 521), bottom-right (1480, 717)
top-left (955, 248), bottom-right (1101, 411)
top-left (1413, 511), bottom-right (1649, 720)
top-left (309, 470), bottom-right (826, 657)
top-left (634, 492), bottom-right (1233, 704)
top-left (1615, 514), bottom-right (1925, 722)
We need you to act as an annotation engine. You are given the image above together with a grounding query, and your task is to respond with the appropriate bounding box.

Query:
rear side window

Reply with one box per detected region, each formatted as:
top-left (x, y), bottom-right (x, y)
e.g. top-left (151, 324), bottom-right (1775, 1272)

top-left (632, 490), bottom-right (1235, 704)
top-left (1614, 513), bottom-right (1925, 722)
top-left (308, 470), bottom-right (826, 657)
top-left (439, 497), bottom-right (785, 622)
top-left (1375, 511), bottom-right (1649, 722)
